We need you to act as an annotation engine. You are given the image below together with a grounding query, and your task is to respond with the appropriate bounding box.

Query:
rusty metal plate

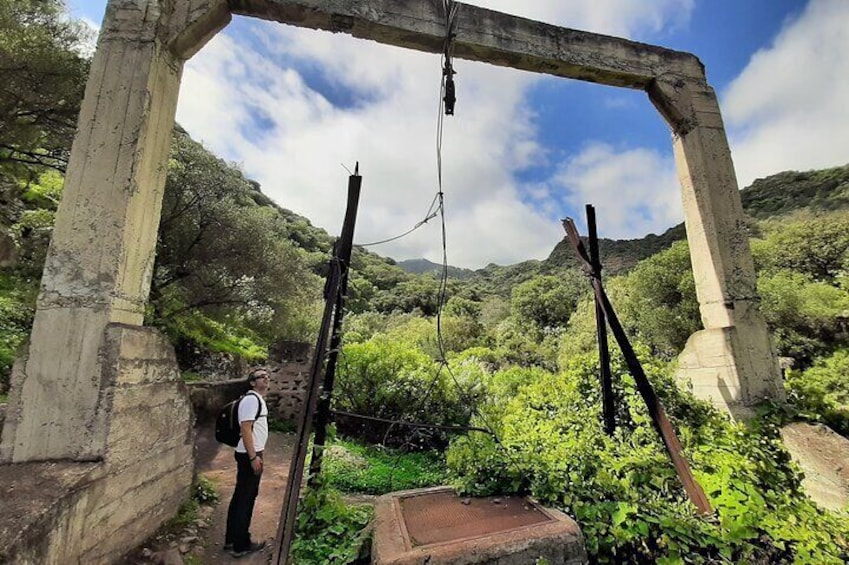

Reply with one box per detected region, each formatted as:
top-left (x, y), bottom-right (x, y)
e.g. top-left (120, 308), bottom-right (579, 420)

top-left (399, 490), bottom-right (552, 547)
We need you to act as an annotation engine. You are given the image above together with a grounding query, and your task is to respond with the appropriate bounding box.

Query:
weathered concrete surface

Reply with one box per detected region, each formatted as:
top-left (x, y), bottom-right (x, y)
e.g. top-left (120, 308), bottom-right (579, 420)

top-left (231, 0), bottom-right (704, 88)
top-left (1, 0), bottom-right (185, 462)
top-left (781, 422), bottom-right (849, 512)
top-left (372, 486), bottom-right (587, 565)
top-left (0, 325), bottom-right (194, 564)
top-left (652, 80), bottom-right (782, 413)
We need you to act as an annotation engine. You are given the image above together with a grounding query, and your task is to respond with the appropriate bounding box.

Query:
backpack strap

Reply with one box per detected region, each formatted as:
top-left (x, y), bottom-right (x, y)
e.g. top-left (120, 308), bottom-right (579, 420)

top-left (244, 391), bottom-right (263, 421)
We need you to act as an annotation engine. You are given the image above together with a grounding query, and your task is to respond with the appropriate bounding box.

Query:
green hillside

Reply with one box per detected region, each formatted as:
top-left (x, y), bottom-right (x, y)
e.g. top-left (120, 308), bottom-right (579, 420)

top-left (544, 164), bottom-right (849, 274)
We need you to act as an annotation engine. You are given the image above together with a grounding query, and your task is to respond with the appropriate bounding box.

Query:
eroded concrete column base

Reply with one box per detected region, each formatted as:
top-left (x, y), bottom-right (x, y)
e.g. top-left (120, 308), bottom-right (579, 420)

top-left (0, 324), bottom-right (194, 564)
top-left (676, 322), bottom-right (784, 419)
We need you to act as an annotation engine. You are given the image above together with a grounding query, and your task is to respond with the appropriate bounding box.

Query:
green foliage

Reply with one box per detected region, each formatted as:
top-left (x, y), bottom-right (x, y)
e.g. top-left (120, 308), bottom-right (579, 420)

top-left (166, 475), bottom-right (219, 532)
top-left (162, 311), bottom-right (267, 361)
top-left (152, 131), bottom-right (320, 353)
top-left (165, 499), bottom-right (200, 532)
top-left (493, 316), bottom-right (560, 371)
top-left (322, 438), bottom-right (446, 494)
top-left (181, 371), bottom-right (203, 383)
top-left (615, 241), bottom-right (700, 356)
top-left (193, 475), bottom-right (219, 505)
top-left (752, 211), bottom-right (849, 283)
top-left (742, 166), bottom-right (849, 220)
top-left (334, 336), bottom-right (483, 448)
top-left (0, 270), bottom-right (36, 392)
top-left (559, 241), bottom-right (701, 368)
top-left (291, 485), bottom-right (372, 565)
top-left (447, 355), bottom-right (849, 564)
top-left (786, 349), bottom-right (849, 435)
top-left (0, 0), bottom-right (91, 174)
top-left (758, 270), bottom-right (849, 364)
top-left (510, 272), bottom-right (586, 332)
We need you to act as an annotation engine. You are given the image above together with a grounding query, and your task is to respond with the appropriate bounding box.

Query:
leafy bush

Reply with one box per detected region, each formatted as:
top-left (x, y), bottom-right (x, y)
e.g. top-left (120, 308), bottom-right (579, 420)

top-left (751, 211), bottom-right (849, 283)
top-left (786, 349), bottom-right (849, 435)
top-left (334, 336), bottom-right (484, 448)
top-left (322, 438), bottom-right (446, 494)
top-left (0, 271), bottom-right (36, 392)
top-left (758, 270), bottom-right (849, 366)
top-left (447, 354), bottom-right (849, 564)
top-left (193, 474), bottom-right (219, 505)
top-left (559, 242), bottom-right (700, 364)
top-left (291, 485), bottom-right (372, 565)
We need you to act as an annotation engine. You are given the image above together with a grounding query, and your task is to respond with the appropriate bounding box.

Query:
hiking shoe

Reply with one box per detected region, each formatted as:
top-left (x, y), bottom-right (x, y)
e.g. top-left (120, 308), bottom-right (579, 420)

top-left (230, 540), bottom-right (266, 558)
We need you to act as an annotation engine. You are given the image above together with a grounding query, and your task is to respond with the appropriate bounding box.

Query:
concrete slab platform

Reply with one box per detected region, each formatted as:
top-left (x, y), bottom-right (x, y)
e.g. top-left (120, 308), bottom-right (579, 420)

top-left (372, 486), bottom-right (587, 565)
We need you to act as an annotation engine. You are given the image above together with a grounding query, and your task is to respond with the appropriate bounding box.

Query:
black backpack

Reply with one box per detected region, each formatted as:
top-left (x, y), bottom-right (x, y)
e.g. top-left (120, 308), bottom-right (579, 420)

top-left (215, 391), bottom-right (262, 447)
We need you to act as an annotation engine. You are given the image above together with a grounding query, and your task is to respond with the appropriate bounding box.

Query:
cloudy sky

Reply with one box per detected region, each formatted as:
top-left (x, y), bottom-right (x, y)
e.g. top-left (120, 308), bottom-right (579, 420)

top-left (70, 0), bottom-right (848, 268)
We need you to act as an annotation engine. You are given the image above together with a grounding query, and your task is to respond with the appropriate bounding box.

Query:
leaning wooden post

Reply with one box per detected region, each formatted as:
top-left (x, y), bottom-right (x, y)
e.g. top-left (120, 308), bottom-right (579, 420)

top-left (563, 218), bottom-right (712, 515)
top-left (586, 205), bottom-right (616, 435)
top-left (273, 167), bottom-right (362, 565)
top-left (309, 165), bottom-right (362, 483)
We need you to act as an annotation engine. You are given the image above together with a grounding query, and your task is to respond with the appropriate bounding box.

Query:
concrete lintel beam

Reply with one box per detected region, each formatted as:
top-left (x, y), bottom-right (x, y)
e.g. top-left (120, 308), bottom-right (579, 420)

top-left (229, 0), bottom-right (705, 88)
top-left (168, 0), bottom-right (232, 60)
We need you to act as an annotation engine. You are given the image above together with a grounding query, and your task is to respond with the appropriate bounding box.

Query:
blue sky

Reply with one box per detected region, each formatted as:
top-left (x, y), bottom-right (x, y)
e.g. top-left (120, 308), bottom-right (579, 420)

top-left (70, 1), bottom-right (848, 268)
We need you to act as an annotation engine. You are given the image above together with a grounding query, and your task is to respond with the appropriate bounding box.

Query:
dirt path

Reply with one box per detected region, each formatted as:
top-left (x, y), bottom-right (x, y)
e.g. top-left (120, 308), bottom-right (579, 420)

top-left (196, 425), bottom-right (296, 564)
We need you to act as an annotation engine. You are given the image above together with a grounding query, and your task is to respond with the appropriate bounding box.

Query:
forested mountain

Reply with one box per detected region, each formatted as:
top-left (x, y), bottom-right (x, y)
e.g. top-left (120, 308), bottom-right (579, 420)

top-left (396, 258), bottom-right (475, 279)
top-left (540, 164), bottom-right (849, 275)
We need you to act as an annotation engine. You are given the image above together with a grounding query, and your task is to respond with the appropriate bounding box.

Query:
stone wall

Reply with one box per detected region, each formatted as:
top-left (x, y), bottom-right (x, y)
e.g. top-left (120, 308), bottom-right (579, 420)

top-left (187, 357), bottom-right (311, 425)
top-left (265, 361), bottom-right (310, 423)
top-left (0, 324), bottom-right (194, 564)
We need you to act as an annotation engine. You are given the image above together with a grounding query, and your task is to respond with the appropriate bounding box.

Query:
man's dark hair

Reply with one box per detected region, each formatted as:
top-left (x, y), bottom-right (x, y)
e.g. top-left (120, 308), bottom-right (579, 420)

top-left (248, 368), bottom-right (269, 383)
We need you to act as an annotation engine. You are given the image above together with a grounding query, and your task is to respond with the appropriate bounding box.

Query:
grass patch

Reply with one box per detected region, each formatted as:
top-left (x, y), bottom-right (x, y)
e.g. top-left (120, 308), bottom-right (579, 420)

top-left (323, 438), bottom-right (447, 495)
top-left (165, 498), bottom-right (200, 532)
top-left (181, 371), bottom-right (203, 383)
top-left (165, 475), bottom-right (219, 533)
top-left (0, 393), bottom-right (7, 403)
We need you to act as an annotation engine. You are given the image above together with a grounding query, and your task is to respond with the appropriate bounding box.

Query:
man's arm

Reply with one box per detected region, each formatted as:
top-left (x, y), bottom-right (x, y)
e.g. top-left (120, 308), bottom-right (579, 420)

top-left (240, 420), bottom-right (263, 473)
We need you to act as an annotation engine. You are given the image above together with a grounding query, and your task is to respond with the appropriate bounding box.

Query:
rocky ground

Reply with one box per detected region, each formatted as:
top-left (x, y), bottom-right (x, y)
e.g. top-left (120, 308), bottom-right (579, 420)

top-left (121, 426), bottom-right (296, 565)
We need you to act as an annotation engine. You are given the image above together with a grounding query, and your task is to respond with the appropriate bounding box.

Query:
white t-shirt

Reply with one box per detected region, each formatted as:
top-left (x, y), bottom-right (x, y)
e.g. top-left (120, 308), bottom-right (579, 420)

top-left (235, 391), bottom-right (268, 453)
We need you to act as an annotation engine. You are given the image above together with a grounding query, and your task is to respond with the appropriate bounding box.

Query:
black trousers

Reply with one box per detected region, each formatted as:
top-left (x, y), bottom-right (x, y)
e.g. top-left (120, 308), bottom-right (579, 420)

top-left (225, 451), bottom-right (264, 551)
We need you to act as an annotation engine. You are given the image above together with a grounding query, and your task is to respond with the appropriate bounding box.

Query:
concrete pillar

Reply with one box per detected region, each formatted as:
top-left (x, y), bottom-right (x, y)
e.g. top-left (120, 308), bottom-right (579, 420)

top-left (1, 0), bottom-right (185, 462)
top-left (649, 78), bottom-right (783, 414)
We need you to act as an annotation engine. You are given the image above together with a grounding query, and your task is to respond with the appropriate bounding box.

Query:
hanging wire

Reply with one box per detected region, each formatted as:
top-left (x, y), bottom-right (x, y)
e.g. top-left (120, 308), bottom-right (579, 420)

top-left (327, 0), bottom-right (527, 490)
top-left (355, 193), bottom-right (441, 247)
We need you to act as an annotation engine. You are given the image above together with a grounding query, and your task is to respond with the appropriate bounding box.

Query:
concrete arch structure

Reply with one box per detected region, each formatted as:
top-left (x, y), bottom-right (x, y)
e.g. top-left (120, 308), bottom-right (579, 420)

top-left (2, 0), bottom-right (782, 466)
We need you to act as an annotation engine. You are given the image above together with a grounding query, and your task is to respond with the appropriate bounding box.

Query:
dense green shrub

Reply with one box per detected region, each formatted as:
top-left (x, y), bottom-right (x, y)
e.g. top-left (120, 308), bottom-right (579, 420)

top-left (291, 485), bottom-right (372, 565)
top-left (751, 212), bottom-right (849, 283)
top-left (786, 349), bottom-right (849, 435)
top-left (758, 271), bottom-right (849, 365)
top-left (334, 336), bottom-right (485, 448)
top-left (447, 354), bottom-right (849, 564)
top-left (559, 242), bottom-right (700, 364)
top-left (0, 271), bottom-right (36, 392)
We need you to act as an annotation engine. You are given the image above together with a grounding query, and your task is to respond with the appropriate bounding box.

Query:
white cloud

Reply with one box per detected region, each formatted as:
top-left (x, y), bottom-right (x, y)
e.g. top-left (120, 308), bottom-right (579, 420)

top-left (175, 1), bottom-right (695, 267)
top-left (550, 143), bottom-right (682, 239)
top-left (478, 0), bottom-right (694, 38)
top-left (724, 0), bottom-right (849, 187)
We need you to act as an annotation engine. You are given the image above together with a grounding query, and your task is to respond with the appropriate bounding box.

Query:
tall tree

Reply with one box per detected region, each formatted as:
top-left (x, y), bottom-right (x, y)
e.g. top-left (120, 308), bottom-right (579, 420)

top-left (0, 0), bottom-right (91, 175)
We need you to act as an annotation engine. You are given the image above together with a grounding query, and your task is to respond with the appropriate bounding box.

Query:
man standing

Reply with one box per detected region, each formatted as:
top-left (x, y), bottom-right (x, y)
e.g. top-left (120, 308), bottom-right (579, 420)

top-left (224, 368), bottom-right (270, 557)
